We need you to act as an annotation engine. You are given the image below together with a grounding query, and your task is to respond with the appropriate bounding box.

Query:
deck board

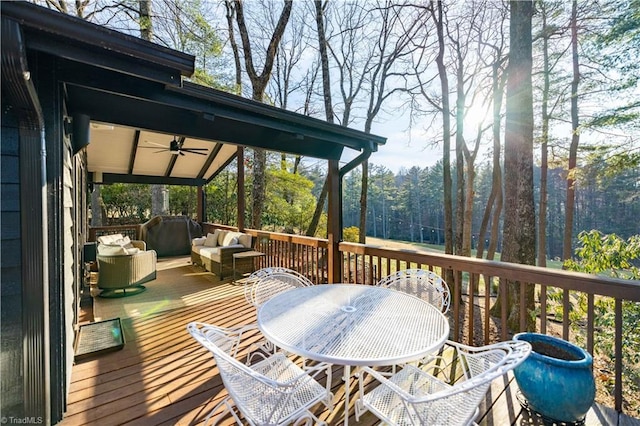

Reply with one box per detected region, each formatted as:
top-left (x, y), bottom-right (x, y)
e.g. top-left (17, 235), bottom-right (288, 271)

top-left (60, 256), bottom-right (630, 426)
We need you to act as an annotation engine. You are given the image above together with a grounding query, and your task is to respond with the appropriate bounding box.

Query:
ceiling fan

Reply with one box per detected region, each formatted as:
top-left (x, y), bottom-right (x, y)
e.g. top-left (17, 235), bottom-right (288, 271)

top-left (142, 137), bottom-right (208, 156)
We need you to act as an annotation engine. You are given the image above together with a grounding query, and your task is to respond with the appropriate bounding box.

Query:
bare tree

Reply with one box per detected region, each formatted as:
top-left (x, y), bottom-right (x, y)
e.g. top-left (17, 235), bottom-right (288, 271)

top-left (411, 1), bottom-right (455, 257)
top-left (358, 1), bottom-right (421, 244)
top-left (326, 1), bottom-right (372, 127)
top-left (135, 0), bottom-right (169, 217)
top-left (230, 0), bottom-right (293, 229)
top-left (224, 1), bottom-right (243, 94)
top-left (562, 0), bottom-right (581, 261)
top-left (475, 3), bottom-right (509, 263)
top-left (306, 0), bottom-right (334, 237)
top-left (535, 0), bottom-right (568, 266)
top-left (446, 1), bottom-right (496, 258)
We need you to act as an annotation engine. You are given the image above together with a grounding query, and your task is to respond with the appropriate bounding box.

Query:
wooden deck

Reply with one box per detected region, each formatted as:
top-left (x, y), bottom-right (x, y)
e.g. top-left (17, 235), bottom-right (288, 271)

top-left (60, 257), bottom-right (635, 426)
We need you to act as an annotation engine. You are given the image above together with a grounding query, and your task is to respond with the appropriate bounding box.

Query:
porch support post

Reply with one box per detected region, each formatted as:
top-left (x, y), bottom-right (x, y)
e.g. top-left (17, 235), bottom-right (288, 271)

top-left (196, 186), bottom-right (204, 222)
top-left (327, 159), bottom-right (341, 283)
top-left (237, 146), bottom-right (245, 231)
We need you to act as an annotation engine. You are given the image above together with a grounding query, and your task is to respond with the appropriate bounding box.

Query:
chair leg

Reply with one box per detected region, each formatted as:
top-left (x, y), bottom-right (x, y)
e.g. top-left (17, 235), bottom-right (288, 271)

top-left (205, 396), bottom-right (243, 426)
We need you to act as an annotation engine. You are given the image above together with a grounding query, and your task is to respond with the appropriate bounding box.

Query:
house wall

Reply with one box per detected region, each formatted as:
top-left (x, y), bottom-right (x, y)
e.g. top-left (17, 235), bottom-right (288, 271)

top-left (1, 31), bottom-right (89, 425)
top-left (38, 51), bottom-right (76, 423)
top-left (0, 94), bottom-right (25, 416)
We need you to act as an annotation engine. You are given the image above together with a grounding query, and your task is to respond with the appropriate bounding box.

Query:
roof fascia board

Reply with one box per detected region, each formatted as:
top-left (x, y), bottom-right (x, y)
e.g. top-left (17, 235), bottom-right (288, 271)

top-left (177, 82), bottom-right (386, 148)
top-left (58, 61), bottom-right (382, 152)
top-left (29, 37), bottom-right (184, 86)
top-left (1, 2), bottom-right (194, 83)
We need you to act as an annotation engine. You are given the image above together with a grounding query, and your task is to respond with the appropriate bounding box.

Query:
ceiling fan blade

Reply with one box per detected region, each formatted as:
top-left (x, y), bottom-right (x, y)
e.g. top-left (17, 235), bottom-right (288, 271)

top-left (145, 141), bottom-right (169, 148)
top-left (182, 149), bottom-right (208, 156)
top-left (154, 149), bottom-right (170, 153)
top-left (179, 151), bottom-right (185, 156)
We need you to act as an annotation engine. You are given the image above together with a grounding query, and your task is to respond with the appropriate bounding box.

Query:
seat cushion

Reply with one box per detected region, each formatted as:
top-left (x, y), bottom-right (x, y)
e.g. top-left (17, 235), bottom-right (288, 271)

top-left (198, 246), bottom-right (222, 262)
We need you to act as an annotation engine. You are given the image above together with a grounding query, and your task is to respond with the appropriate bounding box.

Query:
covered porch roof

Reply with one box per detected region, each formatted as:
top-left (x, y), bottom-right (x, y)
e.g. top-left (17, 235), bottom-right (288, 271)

top-left (5, 1), bottom-right (385, 186)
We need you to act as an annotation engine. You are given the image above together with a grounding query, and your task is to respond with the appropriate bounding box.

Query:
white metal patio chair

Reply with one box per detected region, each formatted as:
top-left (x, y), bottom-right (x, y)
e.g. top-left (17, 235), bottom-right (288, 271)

top-left (187, 321), bottom-right (333, 426)
top-left (248, 269), bottom-right (314, 309)
top-left (377, 269), bottom-right (451, 313)
top-left (242, 268), bottom-right (314, 363)
top-left (244, 267), bottom-right (313, 306)
top-left (355, 339), bottom-right (531, 426)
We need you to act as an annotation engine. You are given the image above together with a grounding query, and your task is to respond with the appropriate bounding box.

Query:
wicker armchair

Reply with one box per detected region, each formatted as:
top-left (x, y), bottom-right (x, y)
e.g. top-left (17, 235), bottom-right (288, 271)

top-left (356, 340), bottom-right (531, 426)
top-left (187, 322), bottom-right (333, 426)
top-left (96, 238), bottom-right (157, 298)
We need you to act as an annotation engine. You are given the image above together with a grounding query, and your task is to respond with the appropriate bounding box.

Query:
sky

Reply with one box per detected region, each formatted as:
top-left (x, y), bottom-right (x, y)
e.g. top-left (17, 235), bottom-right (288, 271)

top-left (369, 122), bottom-right (442, 173)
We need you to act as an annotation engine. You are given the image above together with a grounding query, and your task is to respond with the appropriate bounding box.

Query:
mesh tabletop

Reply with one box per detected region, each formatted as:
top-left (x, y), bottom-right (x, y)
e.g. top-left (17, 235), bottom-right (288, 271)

top-left (257, 284), bottom-right (450, 366)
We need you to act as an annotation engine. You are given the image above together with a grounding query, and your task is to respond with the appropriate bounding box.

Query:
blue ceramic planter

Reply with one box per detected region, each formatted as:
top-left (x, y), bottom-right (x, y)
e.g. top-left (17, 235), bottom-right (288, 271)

top-left (513, 333), bottom-right (595, 423)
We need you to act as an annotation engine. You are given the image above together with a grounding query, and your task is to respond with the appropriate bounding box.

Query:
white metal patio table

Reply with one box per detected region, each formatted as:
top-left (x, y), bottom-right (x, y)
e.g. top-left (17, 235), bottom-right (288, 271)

top-left (257, 283), bottom-right (450, 425)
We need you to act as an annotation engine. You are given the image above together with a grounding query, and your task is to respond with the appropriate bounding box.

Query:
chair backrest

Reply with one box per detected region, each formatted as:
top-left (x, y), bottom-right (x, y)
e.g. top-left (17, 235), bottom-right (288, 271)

top-left (246, 268), bottom-right (313, 308)
top-left (187, 323), bottom-right (281, 422)
top-left (411, 340), bottom-right (531, 425)
top-left (187, 321), bottom-right (316, 425)
top-left (377, 269), bottom-right (451, 313)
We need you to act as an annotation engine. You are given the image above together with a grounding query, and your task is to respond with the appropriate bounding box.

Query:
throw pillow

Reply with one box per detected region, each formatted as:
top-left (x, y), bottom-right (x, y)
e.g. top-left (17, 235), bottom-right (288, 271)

top-left (204, 232), bottom-right (218, 247)
top-left (238, 234), bottom-right (252, 248)
top-left (98, 244), bottom-right (128, 256)
top-left (97, 233), bottom-right (124, 245)
top-left (221, 231), bottom-right (242, 246)
top-left (217, 230), bottom-right (229, 246)
top-left (113, 235), bottom-right (134, 248)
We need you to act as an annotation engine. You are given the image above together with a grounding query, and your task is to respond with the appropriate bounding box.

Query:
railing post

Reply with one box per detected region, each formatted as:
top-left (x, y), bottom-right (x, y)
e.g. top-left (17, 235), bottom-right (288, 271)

top-left (327, 159), bottom-right (341, 283)
top-left (237, 146), bottom-right (245, 231)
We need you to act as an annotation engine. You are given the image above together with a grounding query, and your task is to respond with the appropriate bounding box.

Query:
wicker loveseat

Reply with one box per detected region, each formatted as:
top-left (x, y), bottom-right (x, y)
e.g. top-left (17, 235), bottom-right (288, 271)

top-left (191, 229), bottom-right (253, 279)
top-left (96, 233), bottom-right (157, 297)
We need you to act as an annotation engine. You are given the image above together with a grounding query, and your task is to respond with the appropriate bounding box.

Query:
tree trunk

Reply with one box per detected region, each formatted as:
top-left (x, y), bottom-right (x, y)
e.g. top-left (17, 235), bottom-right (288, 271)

top-left (358, 160), bottom-right (368, 244)
top-left (477, 56), bottom-right (506, 261)
top-left (432, 1), bottom-right (454, 258)
top-left (497, 0), bottom-right (536, 332)
top-left (315, 0), bottom-right (334, 123)
top-left (563, 0), bottom-right (580, 262)
top-left (151, 185), bottom-right (168, 216)
top-left (234, 0), bottom-right (293, 229)
top-left (139, 0), bottom-right (168, 218)
top-left (306, 0), bottom-right (334, 238)
top-left (455, 48), bottom-right (467, 258)
top-left (224, 0), bottom-right (243, 94)
top-left (306, 179), bottom-right (328, 237)
top-left (90, 187), bottom-right (104, 226)
top-left (538, 5), bottom-right (551, 267)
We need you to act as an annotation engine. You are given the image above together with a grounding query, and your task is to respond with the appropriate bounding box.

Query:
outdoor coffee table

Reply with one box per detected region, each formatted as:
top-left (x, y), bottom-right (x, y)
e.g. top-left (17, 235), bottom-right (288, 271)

top-left (257, 283), bottom-right (450, 425)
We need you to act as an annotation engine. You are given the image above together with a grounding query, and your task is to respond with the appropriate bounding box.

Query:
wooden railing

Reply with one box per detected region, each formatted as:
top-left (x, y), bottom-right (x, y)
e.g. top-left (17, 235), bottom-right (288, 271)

top-left (201, 223), bottom-right (329, 285)
top-left (89, 223), bottom-right (640, 414)
top-left (88, 224), bottom-right (141, 242)
top-left (337, 241), bottom-right (640, 415)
